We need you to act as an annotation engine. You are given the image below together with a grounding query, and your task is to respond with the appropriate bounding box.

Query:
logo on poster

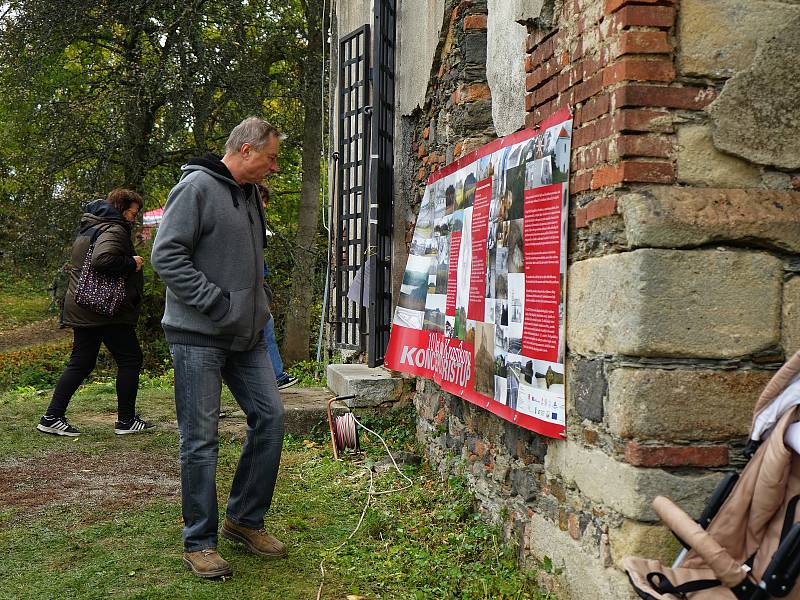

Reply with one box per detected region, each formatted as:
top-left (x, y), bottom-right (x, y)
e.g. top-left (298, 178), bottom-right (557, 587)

top-left (399, 334), bottom-right (472, 387)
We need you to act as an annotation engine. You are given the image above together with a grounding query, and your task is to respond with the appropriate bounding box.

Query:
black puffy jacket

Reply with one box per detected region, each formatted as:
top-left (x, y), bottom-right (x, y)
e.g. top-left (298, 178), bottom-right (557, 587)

top-left (61, 199), bottom-right (144, 328)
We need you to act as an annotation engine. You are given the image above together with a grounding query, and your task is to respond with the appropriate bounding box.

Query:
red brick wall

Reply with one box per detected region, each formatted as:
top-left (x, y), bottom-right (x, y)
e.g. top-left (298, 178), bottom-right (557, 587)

top-left (524, 0), bottom-right (715, 229)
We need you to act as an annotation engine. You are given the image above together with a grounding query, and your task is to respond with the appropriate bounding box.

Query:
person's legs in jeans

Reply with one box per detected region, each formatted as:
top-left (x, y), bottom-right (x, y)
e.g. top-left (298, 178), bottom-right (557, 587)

top-left (262, 314), bottom-right (284, 379)
top-left (46, 327), bottom-right (103, 417)
top-left (223, 340), bottom-right (285, 529)
top-left (171, 343), bottom-right (226, 551)
top-left (102, 324), bottom-right (143, 422)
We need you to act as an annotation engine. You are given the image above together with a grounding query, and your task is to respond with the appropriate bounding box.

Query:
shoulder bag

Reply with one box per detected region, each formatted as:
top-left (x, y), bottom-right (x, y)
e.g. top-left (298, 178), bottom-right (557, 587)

top-left (73, 226), bottom-right (128, 316)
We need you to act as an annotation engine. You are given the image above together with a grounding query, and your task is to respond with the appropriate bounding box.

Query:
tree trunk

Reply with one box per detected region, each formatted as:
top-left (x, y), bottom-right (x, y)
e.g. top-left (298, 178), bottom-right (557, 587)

top-left (282, 0), bottom-right (324, 363)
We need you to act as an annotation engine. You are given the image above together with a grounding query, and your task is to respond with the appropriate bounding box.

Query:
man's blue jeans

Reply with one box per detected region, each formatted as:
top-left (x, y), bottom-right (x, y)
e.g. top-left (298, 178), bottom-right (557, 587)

top-left (262, 314), bottom-right (284, 379)
top-left (170, 341), bottom-right (284, 552)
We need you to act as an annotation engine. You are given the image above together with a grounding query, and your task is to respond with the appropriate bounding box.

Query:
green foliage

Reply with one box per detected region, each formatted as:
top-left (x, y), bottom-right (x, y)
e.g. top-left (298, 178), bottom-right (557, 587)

top-left (0, 0), bottom-right (308, 270)
top-left (0, 339), bottom-right (74, 391)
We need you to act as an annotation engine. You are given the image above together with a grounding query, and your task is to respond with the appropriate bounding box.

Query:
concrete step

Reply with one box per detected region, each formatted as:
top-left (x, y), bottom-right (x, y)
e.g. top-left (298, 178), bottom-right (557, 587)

top-left (326, 363), bottom-right (408, 408)
top-left (220, 386), bottom-right (337, 437)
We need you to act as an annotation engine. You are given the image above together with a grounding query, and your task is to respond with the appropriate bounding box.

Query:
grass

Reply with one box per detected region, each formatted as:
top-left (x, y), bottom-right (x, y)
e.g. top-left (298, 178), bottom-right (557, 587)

top-left (0, 381), bottom-right (553, 600)
top-left (0, 272), bottom-right (53, 329)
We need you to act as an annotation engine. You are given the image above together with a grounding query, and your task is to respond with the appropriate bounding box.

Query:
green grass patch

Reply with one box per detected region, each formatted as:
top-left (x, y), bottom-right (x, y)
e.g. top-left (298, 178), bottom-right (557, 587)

top-left (0, 385), bottom-right (553, 599)
top-left (0, 271), bottom-right (53, 329)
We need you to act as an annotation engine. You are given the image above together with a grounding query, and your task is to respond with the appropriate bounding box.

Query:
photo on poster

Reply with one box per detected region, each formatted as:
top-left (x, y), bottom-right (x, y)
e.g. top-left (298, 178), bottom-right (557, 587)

top-left (454, 177), bottom-right (466, 212)
top-left (508, 273), bottom-right (525, 325)
top-left (409, 231), bottom-right (427, 256)
top-left (549, 121), bottom-right (572, 183)
top-left (484, 299), bottom-right (495, 323)
top-left (451, 209), bottom-right (464, 234)
top-left (525, 156), bottom-right (553, 188)
top-left (507, 329), bottom-right (522, 355)
top-left (504, 219), bottom-right (524, 273)
top-left (434, 213), bottom-right (451, 237)
top-left (393, 306), bottom-right (424, 330)
top-left (504, 162), bottom-right (526, 221)
top-left (485, 222), bottom-right (497, 299)
top-left (466, 319), bottom-right (476, 348)
top-left (495, 244), bottom-right (508, 297)
top-left (463, 171), bottom-right (477, 210)
top-left (453, 306), bottom-right (467, 341)
top-left (445, 315), bottom-right (456, 338)
top-left (534, 359), bottom-right (565, 396)
top-left (424, 237), bottom-right (438, 257)
top-left (493, 374), bottom-right (508, 405)
top-left (416, 191), bottom-right (434, 238)
top-left (435, 236), bottom-right (450, 294)
top-left (455, 207), bottom-right (473, 312)
top-left (477, 155), bottom-right (494, 181)
top-left (494, 323), bottom-right (508, 352)
top-left (505, 352), bottom-right (527, 411)
top-left (398, 254), bottom-right (431, 311)
top-left (423, 293), bottom-right (447, 333)
top-left (474, 321), bottom-right (495, 398)
top-left (495, 299), bottom-right (508, 327)
top-left (445, 182), bottom-right (456, 216)
top-left (427, 258), bottom-right (437, 294)
top-left (434, 180), bottom-right (446, 221)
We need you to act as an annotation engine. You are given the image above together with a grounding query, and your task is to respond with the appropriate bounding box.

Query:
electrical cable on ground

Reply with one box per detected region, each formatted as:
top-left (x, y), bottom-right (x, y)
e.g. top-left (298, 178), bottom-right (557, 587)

top-left (315, 403), bottom-right (415, 600)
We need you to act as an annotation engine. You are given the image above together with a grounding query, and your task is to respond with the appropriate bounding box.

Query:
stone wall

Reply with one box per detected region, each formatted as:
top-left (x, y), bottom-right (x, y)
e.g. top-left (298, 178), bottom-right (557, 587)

top-left (403, 0), bottom-right (800, 598)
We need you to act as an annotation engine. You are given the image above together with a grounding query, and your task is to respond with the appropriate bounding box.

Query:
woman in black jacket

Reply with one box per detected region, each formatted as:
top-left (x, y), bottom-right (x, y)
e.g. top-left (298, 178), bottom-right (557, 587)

top-left (37, 188), bottom-right (154, 437)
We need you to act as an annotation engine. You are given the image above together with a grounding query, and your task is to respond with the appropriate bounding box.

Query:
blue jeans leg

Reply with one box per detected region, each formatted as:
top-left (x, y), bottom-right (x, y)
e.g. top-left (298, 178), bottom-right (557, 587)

top-left (171, 343), bottom-right (226, 552)
top-left (262, 314), bottom-right (284, 379)
top-left (223, 340), bottom-right (285, 528)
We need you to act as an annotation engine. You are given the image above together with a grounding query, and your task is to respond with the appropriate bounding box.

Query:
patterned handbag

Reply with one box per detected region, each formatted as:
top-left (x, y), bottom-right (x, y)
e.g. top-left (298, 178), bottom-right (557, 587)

top-left (73, 226), bottom-right (128, 316)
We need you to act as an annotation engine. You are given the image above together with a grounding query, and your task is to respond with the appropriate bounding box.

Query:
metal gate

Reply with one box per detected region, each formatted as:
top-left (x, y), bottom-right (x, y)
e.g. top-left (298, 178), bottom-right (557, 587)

top-left (366, 0), bottom-right (396, 367)
top-left (334, 24), bottom-right (370, 352)
top-left (333, 1), bottom-right (395, 367)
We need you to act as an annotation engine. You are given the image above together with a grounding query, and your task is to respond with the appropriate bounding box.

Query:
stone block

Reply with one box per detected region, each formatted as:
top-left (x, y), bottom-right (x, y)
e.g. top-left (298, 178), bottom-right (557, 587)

top-left (784, 277), bottom-right (800, 357)
top-left (569, 357), bottom-right (606, 422)
top-left (607, 367), bottom-right (774, 441)
top-left (619, 186), bottom-right (800, 253)
top-left (678, 0), bottom-right (799, 78)
top-left (708, 15), bottom-right (800, 169)
top-left (523, 512), bottom-right (637, 600)
top-left (676, 125), bottom-right (761, 188)
top-left (609, 519), bottom-right (682, 567)
top-left (545, 441), bottom-right (724, 521)
top-left (326, 364), bottom-right (405, 407)
top-left (567, 249), bottom-right (782, 358)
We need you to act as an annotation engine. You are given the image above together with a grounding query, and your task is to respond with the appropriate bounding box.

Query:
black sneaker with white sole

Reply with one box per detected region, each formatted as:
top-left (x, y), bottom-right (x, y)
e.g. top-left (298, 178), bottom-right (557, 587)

top-left (37, 415), bottom-right (81, 437)
top-left (114, 415), bottom-right (156, 435)
top-left (277, 374), bottom-right (298, 390)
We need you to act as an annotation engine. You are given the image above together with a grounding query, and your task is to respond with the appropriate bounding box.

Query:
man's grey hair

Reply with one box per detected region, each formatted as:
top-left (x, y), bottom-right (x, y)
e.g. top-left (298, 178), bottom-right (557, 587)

top-left (224, 116), bottom-right (283, 154)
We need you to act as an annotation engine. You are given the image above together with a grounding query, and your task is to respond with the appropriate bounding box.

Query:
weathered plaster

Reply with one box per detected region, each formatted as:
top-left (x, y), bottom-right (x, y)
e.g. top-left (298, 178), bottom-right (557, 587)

top-left (336, 1), bottom-right (372, 39)
top-left (487, 0), bottom-right (543, 135)
top-left (396, 0), bottom-right (446, 116)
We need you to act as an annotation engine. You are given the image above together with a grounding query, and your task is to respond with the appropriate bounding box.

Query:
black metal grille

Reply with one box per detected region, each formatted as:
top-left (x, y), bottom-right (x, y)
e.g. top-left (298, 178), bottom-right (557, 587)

top-left (366, 0), bottom-right (396, 366)
top-left (334, 25), bottom-right (370, 351)
top-left (333, 3), bottom-right (395, 365)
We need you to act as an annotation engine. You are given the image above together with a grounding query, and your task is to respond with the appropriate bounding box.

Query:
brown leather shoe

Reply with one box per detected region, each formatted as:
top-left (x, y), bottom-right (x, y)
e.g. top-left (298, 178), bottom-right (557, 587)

top-left (221, 517), bottom-right (287, 557)
top-left (183, 548), bottom-right (232, 578)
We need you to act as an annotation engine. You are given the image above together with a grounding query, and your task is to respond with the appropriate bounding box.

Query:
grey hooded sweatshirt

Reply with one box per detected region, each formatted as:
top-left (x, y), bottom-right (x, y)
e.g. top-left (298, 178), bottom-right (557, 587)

top-left (151, 155), bottom-right (269, 351)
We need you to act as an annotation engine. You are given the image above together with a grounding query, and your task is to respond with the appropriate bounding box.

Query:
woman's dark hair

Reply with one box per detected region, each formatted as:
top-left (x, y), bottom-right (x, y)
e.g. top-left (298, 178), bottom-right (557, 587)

top-left (106, 188), bottom-right (144, 213)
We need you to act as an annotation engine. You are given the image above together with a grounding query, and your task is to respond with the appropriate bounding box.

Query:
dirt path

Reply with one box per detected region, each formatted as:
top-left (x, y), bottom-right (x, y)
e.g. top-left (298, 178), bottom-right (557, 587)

top-left (0, 318), bottom-right (70, 353)
top-left (0, 448), bottom-right (180, 527)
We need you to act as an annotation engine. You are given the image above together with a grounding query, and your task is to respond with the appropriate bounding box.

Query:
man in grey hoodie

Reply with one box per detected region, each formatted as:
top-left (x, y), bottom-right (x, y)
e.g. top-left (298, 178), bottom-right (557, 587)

top-left (151, 116), bottom-right (286, 579)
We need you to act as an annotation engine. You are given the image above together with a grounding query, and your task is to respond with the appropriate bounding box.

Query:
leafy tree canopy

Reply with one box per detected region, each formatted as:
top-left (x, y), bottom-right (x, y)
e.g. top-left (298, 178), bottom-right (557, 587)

top-left (0, 0), bottom-right (309, 268)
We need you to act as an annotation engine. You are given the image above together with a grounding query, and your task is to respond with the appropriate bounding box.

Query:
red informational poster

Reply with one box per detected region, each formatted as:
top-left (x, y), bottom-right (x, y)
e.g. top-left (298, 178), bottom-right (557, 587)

top-left (386, 109), bottom-right (572, 438)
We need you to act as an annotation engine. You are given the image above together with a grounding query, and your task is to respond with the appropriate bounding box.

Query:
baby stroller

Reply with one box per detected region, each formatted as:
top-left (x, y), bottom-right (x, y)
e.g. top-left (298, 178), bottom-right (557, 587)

top-left (623, 351), bottom-right (800, 599)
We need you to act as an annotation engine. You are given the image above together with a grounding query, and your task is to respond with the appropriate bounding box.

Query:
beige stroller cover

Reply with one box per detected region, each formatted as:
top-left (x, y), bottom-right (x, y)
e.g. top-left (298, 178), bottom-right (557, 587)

top-left (623, 351), bottom-right (800, 599)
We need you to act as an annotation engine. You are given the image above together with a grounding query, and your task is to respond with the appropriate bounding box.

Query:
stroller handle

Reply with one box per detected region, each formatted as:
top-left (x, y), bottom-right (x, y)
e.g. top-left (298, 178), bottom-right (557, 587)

top-left (654, 495), bottom-right (749, 588)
